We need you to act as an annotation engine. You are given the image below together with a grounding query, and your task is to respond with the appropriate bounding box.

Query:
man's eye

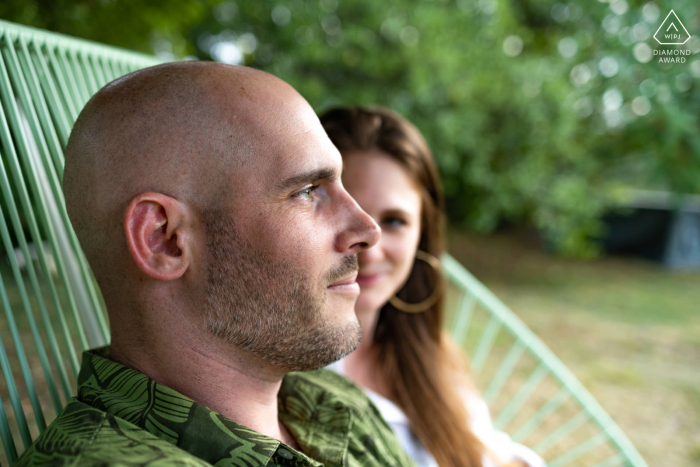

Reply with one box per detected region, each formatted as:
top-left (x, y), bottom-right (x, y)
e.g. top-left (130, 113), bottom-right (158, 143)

top-left (293, 185), bottom-right (319, 200)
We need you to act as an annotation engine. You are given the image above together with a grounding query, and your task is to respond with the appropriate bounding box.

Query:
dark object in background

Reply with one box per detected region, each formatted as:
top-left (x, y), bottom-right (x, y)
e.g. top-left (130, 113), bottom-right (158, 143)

top-left (600, 209), bottom-right (673, 261)
top-left (664, 210), bottom-right (700, 269)
top-left (600, 190), bottom-right (700, 269)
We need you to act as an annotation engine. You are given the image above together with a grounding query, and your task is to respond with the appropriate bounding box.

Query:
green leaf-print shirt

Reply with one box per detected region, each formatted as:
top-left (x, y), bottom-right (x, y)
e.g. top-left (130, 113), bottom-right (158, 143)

top-left (16, 347), bottom-right (415, 467)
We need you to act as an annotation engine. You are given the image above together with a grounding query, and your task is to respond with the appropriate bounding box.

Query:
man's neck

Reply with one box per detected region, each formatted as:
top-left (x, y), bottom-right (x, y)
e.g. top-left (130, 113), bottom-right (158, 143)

top-left (342, 306), bottom-right (389, 397)
top-left (109, 307), bottom-right (297, 447)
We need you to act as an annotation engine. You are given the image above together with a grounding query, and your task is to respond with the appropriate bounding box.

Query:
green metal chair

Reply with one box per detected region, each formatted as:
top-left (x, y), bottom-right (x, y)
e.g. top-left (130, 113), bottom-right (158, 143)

top-left (0, 19), bottom-right (647, 467)
top-left (443, 257), bottom-right (647, 467)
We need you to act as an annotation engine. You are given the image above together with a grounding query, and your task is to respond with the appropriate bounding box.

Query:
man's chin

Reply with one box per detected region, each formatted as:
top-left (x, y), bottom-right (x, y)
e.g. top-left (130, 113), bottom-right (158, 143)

top-left (325, 292), bottom-right (360, 318)
top-left (281, 319), bottom-right (362, 372)
top-left (332, 320), bottom-right (362, 360)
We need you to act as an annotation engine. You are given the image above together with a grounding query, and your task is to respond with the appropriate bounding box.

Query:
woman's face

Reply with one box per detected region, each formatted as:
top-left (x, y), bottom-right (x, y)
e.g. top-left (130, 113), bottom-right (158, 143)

top-left (342, 149), bottom-right (422, 316)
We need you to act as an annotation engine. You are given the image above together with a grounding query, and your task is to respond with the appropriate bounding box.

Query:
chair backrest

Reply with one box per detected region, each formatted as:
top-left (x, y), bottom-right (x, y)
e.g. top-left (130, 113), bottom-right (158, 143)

top-left (0, 19), bottom-right (647, 467)
top-left (443, 256), bottom-right (647, 467)
top-left (0, 19), bottom-right (160, 464)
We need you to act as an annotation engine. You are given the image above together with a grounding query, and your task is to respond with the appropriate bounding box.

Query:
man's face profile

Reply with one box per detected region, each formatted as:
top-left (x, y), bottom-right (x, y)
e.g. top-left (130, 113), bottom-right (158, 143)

top-left (196, 80), bottom-right (377, 372)
top-left (63, 62), bottom-right (379, 373)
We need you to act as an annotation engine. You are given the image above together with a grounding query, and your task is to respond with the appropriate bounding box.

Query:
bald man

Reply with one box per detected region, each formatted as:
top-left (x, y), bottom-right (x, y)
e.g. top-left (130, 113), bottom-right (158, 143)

top-left (17, 62), bottom-right (413, 467)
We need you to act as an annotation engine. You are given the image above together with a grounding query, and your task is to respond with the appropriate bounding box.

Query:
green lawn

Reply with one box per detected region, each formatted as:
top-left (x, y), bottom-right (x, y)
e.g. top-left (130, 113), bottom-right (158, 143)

top-left (447, 228), bottom-right (700, 467)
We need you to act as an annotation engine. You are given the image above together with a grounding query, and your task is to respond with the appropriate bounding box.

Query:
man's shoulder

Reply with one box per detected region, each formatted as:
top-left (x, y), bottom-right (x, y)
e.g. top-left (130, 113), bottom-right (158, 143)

top-left (16, 400), bottom-right (211, 467)
top-left (284, 368), bottom-right (373, 412)
top-left (282, 369), bottom-right (415, 467)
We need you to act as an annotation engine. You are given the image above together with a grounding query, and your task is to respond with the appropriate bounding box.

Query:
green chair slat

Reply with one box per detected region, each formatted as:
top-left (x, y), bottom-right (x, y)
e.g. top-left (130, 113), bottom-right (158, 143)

top-left (16, 38), bottom-right (80, 377)
top-left (3, 35), bottom-right (76, 403)
top-left (0, 276), bottom-right (31, 457)
top-left (0, 53), bottom-right (61, 427)
top-left (450, 290), bottom-right (476, 343)
top-left (591, 454), bottom-right (625, 467)
top-left (443, 255), bottom-right (648, 466)
top-left (0, 20), bottom-right (162, 464)
top-left (0, 19), bottom-right (647, 467)
top-left (0, 390), bottom-right (18, 463)
top-left (45, 46), bottom-right (79, 123)
top-left (548, 432), bottom-right (609, 467)
top-left (470, 314), bottom-right (502, 374)
top-left (482, 339), bottom-right (526, 404)
top-left (30, 42), bottom-right (72, 148)
top-left (511, 387), bottom-right (570, 443)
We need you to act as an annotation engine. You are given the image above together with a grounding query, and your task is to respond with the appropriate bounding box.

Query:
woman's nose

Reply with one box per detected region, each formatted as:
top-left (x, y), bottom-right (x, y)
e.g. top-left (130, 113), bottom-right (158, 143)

top-left (358, 238), bottom-right (385, 267)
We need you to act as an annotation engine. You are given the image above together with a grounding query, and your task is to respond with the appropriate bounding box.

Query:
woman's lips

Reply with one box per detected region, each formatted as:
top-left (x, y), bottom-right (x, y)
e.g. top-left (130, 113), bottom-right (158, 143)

top-left (356, 273), bottom-right (384, 286)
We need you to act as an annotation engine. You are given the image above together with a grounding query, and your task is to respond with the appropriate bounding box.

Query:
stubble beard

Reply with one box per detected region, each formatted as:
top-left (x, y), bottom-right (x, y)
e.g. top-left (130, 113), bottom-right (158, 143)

top-left (202, 209), bottom-right (362, 372)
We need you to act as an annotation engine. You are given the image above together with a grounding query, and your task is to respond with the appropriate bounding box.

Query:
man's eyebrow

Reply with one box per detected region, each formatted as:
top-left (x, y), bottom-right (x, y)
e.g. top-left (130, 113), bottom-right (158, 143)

top-left (277, 167), bottom-right (338, 191)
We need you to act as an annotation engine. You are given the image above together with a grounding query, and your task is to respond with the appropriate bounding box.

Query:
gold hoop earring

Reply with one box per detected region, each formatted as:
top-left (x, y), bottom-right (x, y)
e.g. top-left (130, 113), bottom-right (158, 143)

top-left (389, 250), bottom-right (443, 314)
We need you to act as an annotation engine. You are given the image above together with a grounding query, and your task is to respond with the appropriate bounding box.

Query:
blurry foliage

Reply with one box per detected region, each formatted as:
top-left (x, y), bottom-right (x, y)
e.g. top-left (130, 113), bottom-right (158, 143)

top-left (3, 0), bottom-right (700, 256)
top-left (0, 0), bottom-right (207, 56)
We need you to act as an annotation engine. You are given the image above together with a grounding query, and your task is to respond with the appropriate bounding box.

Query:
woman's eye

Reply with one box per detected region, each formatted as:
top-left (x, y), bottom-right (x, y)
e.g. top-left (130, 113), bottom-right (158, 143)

top-left (293, 185), bottom-right (319, 200)
top-left (383, 217), bottom-right (407, 229)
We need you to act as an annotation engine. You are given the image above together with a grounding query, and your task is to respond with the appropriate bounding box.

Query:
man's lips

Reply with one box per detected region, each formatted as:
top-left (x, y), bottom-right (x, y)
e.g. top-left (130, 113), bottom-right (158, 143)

top-left (327, 272), bottom-right (360, 294)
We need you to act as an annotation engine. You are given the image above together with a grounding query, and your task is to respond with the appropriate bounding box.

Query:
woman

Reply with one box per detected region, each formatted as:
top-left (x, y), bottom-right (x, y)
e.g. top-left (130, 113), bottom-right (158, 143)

top-left (320, 106), bottom-right (545, 467)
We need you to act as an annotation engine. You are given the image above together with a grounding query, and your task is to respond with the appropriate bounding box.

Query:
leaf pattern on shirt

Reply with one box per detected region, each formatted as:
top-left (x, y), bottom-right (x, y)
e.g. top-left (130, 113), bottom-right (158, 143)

top-left (15, 404), bottom-right (211, 467)
top-left (15, 348), bottom-right (415, 467)
top-left (79, 354), bottom-right (194, 444)
top-left (282, 370), bottom-right (415, 467)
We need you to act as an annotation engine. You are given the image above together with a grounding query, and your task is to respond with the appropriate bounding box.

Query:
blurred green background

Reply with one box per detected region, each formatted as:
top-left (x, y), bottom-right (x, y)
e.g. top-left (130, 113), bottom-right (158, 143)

top-left (4, 0), bottom-right (700, 256)
top-left (2, 1), bottom-right (700, 465)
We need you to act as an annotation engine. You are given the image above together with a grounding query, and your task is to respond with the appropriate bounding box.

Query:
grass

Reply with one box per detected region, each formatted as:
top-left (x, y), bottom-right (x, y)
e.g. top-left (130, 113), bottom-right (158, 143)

top-left (447, 228), bottom-right (700, 467)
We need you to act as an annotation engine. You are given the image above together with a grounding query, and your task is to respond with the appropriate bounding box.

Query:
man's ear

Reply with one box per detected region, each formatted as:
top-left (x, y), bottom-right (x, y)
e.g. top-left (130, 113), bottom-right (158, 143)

top-left (123, 192), bottom-right (192, 281)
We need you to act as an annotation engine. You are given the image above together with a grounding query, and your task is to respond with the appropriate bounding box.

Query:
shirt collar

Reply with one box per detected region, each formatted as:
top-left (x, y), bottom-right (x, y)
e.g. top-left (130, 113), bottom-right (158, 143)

top-left (326, 357), bottom-right (409, 425)
top-left (77, 347), bottom-right (339, 467)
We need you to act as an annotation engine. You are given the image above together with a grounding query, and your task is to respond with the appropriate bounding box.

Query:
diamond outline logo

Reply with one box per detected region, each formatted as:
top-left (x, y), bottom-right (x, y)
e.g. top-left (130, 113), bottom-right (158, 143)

top-left (653, 10), bottom-right (690, 45)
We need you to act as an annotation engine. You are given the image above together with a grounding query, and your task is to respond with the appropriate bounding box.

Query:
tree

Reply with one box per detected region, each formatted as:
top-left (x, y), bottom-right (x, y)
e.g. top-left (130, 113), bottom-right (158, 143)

top-left (4, 0), bottom-right (699, 256)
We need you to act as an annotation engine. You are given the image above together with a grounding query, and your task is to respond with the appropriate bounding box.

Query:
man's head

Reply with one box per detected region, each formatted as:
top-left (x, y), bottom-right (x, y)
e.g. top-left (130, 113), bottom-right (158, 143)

top-left (64, 62), bottom-right (379, 371)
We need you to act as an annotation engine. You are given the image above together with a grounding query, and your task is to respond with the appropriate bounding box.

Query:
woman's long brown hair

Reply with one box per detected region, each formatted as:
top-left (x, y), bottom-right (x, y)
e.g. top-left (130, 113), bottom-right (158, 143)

top-left (320, 106), bottom-right (490, 467)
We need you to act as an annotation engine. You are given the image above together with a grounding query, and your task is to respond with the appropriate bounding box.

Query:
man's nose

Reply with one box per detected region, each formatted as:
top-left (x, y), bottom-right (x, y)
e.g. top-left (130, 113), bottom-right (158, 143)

top-left (335, 192), bottom-right (380, 255)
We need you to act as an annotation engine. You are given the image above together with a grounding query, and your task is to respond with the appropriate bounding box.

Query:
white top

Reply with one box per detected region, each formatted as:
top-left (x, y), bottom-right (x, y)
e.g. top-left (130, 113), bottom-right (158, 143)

top-left (326, 359), bottom-right (546, 467)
